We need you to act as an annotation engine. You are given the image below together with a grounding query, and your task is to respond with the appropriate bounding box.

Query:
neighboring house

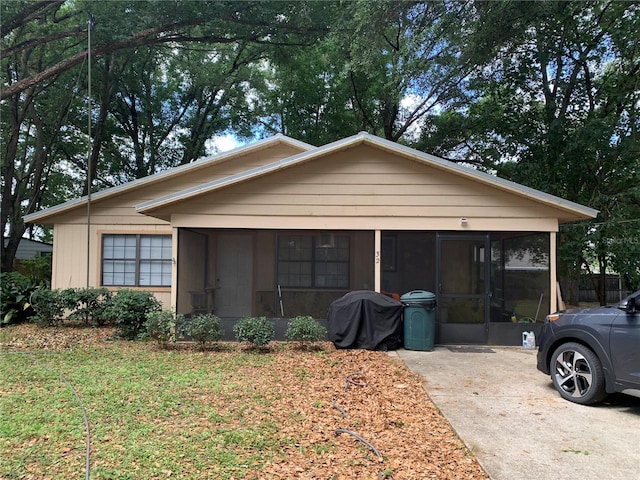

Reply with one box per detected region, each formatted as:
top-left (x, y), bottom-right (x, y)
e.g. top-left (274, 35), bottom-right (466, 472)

top-left (3, 237), bottom-right (52, 278)
top-left (24, 132), bottom-right (597, 345)
top-left (3, 237), bottom-right (53, 260)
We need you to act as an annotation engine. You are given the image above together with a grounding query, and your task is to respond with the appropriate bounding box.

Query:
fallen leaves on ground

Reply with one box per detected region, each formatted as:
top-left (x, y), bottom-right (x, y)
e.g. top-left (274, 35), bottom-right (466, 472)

top-left (1, 324), bottom-right (489, 479)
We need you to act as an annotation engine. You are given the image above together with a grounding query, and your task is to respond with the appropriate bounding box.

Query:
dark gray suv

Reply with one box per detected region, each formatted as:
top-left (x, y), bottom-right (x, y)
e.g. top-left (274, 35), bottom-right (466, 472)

top-left (536, 290), bottom-right (640, 405)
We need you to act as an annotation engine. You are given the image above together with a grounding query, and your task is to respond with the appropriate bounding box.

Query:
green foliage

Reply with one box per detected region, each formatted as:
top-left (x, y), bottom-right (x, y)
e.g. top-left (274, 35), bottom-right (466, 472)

top-left (0, 272), bottom-right (39, 325)
top-left (104, 289), bottom-right (162, 340)
top-left (19, 255), bottom-right (52, 284)
top-left (233, 316), bottom-right (274, 348)
top-left (4, 0), bottom-right (637, 305)
top-left (7, 286), bottom-right (114, 328)
top-left (183, 313), bottom-right (224, 350)
top-left (145, 309), bottom-right (181, 347)
top-left (60, 288), bottom-right (113, 326)
top-left (285, 316), bottom-right (327, 348)
top-left (29, 288), bottom-right (65, 327)
top-left (435, 1), bottom-right (640, 299)
top-left (1, 0), bottom-right (336, 272)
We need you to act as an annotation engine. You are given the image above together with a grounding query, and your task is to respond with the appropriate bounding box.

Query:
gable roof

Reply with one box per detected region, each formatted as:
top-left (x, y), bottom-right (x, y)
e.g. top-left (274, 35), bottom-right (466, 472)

top-left (135, 132), bottom-right (598, 222)
top-left (23, 134), bottom-right (314, 224)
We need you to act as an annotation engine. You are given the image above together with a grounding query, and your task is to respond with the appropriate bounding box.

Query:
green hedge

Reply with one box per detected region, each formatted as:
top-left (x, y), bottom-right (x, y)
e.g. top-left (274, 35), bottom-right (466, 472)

top-left (285, 315), bottom-right (327, 348)
top-left (105, 289), bottom-right (162, 340)
top-left (180, 313), bottom-right (224, 350)
top-left (233, 316), bottom-right (274, 348)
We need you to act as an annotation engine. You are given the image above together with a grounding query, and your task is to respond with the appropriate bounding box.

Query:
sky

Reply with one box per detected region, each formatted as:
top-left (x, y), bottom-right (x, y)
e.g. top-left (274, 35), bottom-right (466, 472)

top-left (207, 133), bottom-right (244, 154)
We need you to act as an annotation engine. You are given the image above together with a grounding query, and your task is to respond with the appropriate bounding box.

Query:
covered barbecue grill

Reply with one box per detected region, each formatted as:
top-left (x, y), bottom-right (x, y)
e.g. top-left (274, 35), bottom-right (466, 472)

top-left (327, 290), bottom-right (403, 350)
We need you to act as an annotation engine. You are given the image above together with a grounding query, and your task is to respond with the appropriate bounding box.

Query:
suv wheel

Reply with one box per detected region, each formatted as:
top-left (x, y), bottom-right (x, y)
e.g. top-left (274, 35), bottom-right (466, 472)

top-left (550, 342), bottom-right (607, 405)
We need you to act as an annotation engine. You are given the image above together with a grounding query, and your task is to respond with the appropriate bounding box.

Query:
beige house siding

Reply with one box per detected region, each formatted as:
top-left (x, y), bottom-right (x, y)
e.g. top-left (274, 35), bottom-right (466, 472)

top-left (51, 222), bottom-right (172, 306)
top-left (170, 214), bottom-right (558, 232)
top-left (126, 143), bottom-right (305, 202)
top-left (147, 145), bottom-right (563, 232)
top-left (44, 143), bottom-right (305, 304)
top-left (52, 224), bottom-right (89, 290)
top-left (26, 134), bottom-right (597, 328)
top-left (41, 143), bottom-right (306, 227)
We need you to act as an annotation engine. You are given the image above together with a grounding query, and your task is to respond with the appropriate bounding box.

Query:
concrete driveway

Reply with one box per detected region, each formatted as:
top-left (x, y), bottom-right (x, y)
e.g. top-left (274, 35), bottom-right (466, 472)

top-left (397, 346), bottom-right (640, 480)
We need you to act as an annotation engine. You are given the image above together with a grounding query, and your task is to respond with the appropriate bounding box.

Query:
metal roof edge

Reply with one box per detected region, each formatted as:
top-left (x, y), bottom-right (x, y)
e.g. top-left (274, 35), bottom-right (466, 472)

top-left (24, 197), bottom-right (88, 223)
top-left (24, 134), bottom-right (313, 224)
top-left (3, 237), bottom-right (53, 247)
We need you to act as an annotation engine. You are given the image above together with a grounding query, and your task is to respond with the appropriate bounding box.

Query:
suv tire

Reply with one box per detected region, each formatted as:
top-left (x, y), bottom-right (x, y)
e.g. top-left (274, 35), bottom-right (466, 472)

top-left (550, 342), bottom-right (607, 405)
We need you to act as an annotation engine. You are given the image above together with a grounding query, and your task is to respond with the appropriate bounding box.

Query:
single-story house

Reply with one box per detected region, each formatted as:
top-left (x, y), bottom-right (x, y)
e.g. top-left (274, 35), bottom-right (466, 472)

top-left (4, 237), bottom-right (53, 275)
top-left (24, 132), bottom-right (597, 345)
top-left (4, 237), bottom-right (53, 260)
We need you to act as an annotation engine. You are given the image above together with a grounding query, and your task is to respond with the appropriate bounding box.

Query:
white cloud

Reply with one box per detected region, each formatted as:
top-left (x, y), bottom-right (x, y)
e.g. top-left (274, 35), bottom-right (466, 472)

top-left (206, 134), bottom-right (243, 154)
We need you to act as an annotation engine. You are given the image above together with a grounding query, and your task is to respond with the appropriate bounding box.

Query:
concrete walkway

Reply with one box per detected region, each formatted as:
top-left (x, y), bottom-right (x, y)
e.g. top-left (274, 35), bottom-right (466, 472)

top-left (397, 346), bottom-right (640, 480)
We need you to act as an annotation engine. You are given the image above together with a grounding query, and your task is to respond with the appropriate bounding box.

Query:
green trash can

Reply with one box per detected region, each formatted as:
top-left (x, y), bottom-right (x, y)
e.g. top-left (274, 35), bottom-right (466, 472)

top-left (401, 290), bottom-right (437, 351)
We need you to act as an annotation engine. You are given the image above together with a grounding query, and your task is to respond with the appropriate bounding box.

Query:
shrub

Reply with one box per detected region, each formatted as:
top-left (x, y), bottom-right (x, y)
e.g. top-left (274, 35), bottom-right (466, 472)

top-left (233, 316), bottom-right (274, 348)
top-left (0, 272), bottom-right (39, 325)
top-left (20, 255), bottom-right (52, 284)
top-left (30, 288), bottom-right (65, 327)
top-left (285, 315), bottom-right (327, 348)
top-left (61, 288), bottom-right (112, 326)
top-left (104, 289), bottom-right (161, 340)
top-left (185, 313), bottom-right (224, 350)
top-left (145, 309), bottom-right (181, 347)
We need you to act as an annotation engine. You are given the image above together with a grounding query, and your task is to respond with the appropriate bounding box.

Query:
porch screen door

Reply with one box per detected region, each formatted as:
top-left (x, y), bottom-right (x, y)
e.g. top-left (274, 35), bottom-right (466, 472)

top-left (437, 235), bottom-right (489, 344)
top-left (215, 234), bottom-right (253, 317)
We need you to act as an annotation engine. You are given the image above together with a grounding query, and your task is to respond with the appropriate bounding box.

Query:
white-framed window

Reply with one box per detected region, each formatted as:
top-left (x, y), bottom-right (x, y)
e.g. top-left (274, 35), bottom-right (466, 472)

top-left (277, 234), bottom-right (350, 288)
top-left (101, 234), bottom-right (172, 287)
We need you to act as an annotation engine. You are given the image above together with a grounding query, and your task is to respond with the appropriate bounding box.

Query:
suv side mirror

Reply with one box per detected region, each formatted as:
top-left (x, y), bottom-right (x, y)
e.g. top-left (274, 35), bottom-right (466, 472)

top-left (623, 295), bottom-right (638, 314)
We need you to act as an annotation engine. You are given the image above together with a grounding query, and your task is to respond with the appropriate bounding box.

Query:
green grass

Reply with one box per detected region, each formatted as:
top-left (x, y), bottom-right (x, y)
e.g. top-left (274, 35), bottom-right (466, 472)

top-left (0, 343), bottom-right (286, 479)
top-left (0, 324), bottom-right (492, 479)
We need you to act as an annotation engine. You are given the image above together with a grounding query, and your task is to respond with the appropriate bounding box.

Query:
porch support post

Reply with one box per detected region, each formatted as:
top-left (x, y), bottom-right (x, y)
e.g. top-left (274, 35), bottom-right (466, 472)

top-left (374, 229), bottom-right (381, 292)
top-left (171, 227), bottom-right (179, 309)
top-left (550, 231), bottom-right (557, 313)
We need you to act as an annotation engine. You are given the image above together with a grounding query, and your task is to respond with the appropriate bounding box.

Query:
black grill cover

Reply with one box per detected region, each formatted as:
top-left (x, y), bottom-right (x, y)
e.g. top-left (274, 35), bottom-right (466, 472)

top-left (327, 290), bottom-right (403, 350)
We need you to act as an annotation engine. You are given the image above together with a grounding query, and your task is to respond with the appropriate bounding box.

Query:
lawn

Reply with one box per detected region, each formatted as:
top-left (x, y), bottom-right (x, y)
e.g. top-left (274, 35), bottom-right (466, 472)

top-left (0, 324), bottom-right (488, 479)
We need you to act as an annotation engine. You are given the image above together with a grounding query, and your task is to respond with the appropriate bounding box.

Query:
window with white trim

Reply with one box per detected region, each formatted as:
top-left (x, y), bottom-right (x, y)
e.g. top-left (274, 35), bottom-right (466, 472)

top-left (277, 234), bottom-right (349, 288)
top-left (101, 234), bottom-right (172, 287)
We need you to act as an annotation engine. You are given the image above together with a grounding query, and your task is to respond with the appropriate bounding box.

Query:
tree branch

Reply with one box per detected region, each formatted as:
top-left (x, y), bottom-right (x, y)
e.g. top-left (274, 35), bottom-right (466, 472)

top-left (2, 28), bottom-right (86, 57)
top-left (0, 0), bottom-right (65, 37)
top-left (2, 16), bottom-right (298, 101)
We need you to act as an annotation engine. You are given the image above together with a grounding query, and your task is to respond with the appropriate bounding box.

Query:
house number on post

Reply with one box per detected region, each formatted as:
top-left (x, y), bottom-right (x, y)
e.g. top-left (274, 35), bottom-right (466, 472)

top-left (375, 250), bottom-right (380, 264)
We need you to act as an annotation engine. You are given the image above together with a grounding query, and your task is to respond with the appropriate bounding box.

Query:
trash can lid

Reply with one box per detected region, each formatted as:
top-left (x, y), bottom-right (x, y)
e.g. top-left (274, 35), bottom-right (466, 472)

top-left (400, 290), bottom-right (436, 302)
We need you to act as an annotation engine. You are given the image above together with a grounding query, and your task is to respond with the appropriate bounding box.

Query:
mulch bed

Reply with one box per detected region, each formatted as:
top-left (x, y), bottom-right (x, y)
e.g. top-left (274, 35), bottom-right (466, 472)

top-left (2, 324), bottom-right (489, 479)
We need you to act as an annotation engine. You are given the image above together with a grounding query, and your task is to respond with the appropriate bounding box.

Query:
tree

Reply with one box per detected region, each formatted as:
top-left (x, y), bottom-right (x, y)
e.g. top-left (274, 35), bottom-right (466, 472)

top-left (242, 41), bottom-right (359, 145)
top-left (2, 1), bottom-right (84, 271)
top-left (1, 0), bottom-right (326, 101)
top-left (249, 1), bottom-right (472, 145)
top-left (337, 0), bottom-right (473, 142)
top-left (433, 0), bottom-right (640, 303)
top-left (1, 0), bottom-right (331, 271)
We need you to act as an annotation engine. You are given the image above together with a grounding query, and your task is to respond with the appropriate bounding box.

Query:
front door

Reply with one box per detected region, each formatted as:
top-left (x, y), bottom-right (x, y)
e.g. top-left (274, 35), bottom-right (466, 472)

top-left (215, 234), bottom-right (253, 317)
top-left (437, 235), bottom-right (489, 344)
